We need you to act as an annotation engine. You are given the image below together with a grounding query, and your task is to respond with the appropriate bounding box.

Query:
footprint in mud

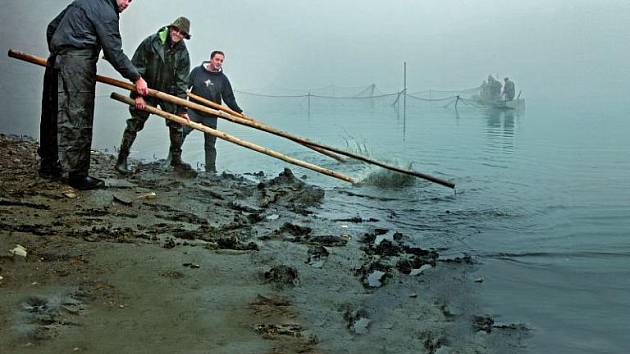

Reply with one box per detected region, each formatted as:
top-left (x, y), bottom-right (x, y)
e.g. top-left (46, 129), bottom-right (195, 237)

top-left (15, 292), bottom-right (85, 340)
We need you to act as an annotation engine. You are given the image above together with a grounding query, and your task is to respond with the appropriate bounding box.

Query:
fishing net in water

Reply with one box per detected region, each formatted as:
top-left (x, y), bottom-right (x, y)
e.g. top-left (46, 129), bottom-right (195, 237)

top-left (237, 83), bottom-right (486, 116)
top-left (237, 84), bottom-right (403, 116)
top-left (406, 86), bottom-right (483, 109)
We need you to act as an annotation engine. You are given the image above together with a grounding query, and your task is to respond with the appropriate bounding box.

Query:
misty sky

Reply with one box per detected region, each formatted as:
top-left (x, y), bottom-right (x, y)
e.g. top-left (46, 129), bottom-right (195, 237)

top-left (2, 0), bottom-right (629, 107)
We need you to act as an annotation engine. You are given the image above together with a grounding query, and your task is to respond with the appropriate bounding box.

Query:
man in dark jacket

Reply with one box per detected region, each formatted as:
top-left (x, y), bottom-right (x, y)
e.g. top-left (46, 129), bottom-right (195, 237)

top-left (183, 51), bottom-right (243, 173)
top-left (114, 17), bottom-right (192, 174)
top-left (502, 77), bottom-right (516, 101)
top-left (39, 0), bottom-right (148, 190)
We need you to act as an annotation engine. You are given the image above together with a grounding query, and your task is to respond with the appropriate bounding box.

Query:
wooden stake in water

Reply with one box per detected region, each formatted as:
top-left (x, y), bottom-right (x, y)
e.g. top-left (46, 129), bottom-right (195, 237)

top-left (403, 61), bottom-right (407, 139)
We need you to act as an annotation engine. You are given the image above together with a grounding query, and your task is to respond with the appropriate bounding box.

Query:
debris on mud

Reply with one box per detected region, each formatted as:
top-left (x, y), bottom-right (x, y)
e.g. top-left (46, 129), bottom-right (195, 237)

top-left (305, 235), bottom-right (348, 247)
top-left (0, 199), bottom-right (50, 210)
top-left (356, 261), bottom-right (391, 289)
top-left (472, 315), bottom-right (495, 333)
top-left (255, 168), bottom-right (325, 215)
top-left (255, 323), bottom-right (304, 338)
top-left (160, 271), bottom-right (185, 279)
top-left (9, 245), bottom-right (28, 258)
top-left (420, 331), bottom-right (449, 354)
top-left (268, 222), bottom-right (349, 248)
top-left (250, 294), bottom-right (292, 308)
top-left (332, 216), bottom-right (379, 223)
top-left (342, 306), bottom-right (371, 335)
top-left (112, 193), bottom-right (133, 206)
top-left (264, 265), bottom-right (300, 288)
top-left (354, 230), bottom-right (441, 289)
top-left (306, 245), bottom-right (329, 268)
top-left (275, 222), bottom-right (313, 237)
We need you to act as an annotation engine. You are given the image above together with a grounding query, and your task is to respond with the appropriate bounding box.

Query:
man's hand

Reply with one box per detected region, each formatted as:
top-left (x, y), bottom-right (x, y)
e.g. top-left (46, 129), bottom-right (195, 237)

top-left (135, 96), bottom-right (146, 110)
top-left (135, 77), bottom-right (149, 96)
top-left (180, 112), bottom-right (191, 123)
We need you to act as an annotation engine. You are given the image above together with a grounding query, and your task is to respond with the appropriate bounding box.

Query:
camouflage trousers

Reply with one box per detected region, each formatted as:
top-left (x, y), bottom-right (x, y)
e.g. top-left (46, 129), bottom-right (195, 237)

top-left (118, 97), bottom-right (184, 159)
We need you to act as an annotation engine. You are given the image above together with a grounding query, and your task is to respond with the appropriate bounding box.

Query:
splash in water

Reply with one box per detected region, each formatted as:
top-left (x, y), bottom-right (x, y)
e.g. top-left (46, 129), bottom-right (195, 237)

top-left (360, 166), bottom-right (416, 188)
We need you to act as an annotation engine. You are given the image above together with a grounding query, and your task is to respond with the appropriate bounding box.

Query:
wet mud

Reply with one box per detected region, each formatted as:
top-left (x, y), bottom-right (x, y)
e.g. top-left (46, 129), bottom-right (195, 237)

top-left (0, 134), bottom-right (529, 353)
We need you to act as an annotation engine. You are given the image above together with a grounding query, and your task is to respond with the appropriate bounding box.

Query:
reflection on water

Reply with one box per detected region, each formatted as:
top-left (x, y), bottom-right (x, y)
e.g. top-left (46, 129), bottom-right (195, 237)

top-left (503, 110), bottom-right (515, 132)
top-left (483, 108), bottom-right (518, 154)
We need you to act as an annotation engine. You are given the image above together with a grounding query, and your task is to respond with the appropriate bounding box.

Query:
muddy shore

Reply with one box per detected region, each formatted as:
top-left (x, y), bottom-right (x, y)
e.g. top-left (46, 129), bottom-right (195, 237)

top-left (0, 134), bottom-right (529, 353)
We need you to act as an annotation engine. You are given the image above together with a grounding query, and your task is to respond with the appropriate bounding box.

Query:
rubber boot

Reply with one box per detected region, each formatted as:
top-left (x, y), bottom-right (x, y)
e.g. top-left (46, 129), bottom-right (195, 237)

top-left (169, 127), bottom-right (191, 171)
top-left (204, 148), bottom-right (217, 174)
top-left (39, 160), bottom-right (62, 179)
top-left (115, 154), bottom-right (131, 174)
top-left (163, 151), bottom-right (172, 168)
top-left (115, 130), bottom-right (135, 174)
top-left (68, 174), bottom-right (105, 190)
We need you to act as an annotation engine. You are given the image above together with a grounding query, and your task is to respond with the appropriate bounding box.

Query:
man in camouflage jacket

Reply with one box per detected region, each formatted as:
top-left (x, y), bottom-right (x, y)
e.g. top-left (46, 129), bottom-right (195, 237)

top-left (115, 16), bottom-right (192, 174)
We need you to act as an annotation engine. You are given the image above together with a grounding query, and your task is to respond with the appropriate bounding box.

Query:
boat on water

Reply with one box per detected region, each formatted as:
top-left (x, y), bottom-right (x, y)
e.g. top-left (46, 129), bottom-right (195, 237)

top-left (471, 75), bottom-right (525, 110)
top-left (470, 95), bottom-right (526, 110)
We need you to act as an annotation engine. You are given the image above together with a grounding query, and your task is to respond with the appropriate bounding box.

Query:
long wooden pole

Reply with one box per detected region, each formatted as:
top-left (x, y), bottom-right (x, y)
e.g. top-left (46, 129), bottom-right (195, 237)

top-left (186, 91), bottom-right (347, 162)
top-left (8, 49), bottom-right (455, 189)
top-left (109, 92), bottom-right (355, 184)
top-left (6, 49), bottom-right (344, 162)
top-left (186, 92), bottom-right (454, 189)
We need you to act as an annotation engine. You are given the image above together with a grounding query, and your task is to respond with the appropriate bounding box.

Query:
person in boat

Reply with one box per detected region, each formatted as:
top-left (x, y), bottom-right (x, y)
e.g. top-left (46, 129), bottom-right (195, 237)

top-left (115, 17), bottom-right (192, 174)
top-left (39, 0), bottom-right (148, 190)
top-left (487, 75), bottom-right (502, 101)
top-left (480, 80), bottom-right (489, 100)
top-left (502, 77), bottom-right (516, 101)
top-left (182, 50), bottom-right (244, 174)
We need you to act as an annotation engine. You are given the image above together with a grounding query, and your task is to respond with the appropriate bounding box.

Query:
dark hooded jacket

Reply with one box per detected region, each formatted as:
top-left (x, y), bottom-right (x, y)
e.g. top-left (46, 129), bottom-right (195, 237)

top-left (46, 0), bottom-right (140, 82)
top-left (188, 61), bottom-right (242, 117)
top-left (129, 27), bottom-right (190, 114)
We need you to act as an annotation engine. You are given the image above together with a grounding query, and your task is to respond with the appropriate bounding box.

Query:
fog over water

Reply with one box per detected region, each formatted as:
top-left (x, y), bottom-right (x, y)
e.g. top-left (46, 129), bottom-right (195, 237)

top-left (2, 1), bottom-right (630, 119)
top-left (2, 1), bottom-right (630, 353)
